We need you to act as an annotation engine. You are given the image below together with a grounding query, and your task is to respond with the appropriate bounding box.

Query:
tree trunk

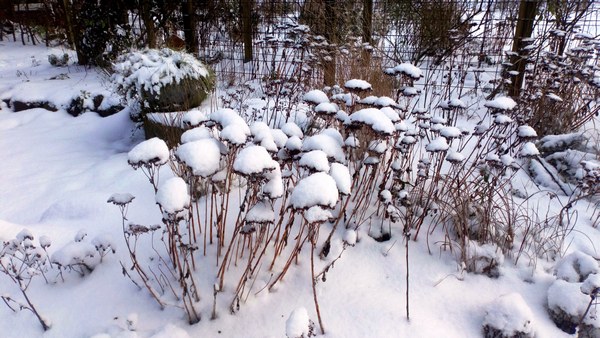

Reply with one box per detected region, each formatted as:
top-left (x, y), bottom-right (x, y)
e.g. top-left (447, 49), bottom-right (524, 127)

top-left (323, 0), bottom-right (337, 86)
top-left (508, 0), bottom-right (538, 98)
top-left (140, 0), bottom-right (156, 48)
top-left (182, 0), bottom-right (198, 54)
top-left (241, 0), bottom-right (253, 62)
top-left (361, 0), bottom-right (373, 64)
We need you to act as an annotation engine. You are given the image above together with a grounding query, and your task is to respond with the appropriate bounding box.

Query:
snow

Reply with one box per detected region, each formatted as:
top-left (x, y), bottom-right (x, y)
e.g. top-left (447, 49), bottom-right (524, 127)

top-left (484, 97), bottom-right (517, 111)
top-left (233, 145), bottom-right (277, 176)
top-left (440, 126), bottom-right (461, 139)
top-left (2, 35), bottom-right (600, 338)
top-left (358, 95), bottom-right (378, 105)
top-left (285, 307), bottom-right (309, 338)
top-left (210, 108), bottom-right (251, 136)
top-left (107, 193), bottom-right (135, 206)
top-left (314, 102), bottom-right (338, 114)
top-left (547, 279), bottom-right (588, 317)
top-left (555, 251), bottom-right (599, 282)
top-left (112, 48), bottom-right (209, 97)
top-left (393, 63), bottom-right (423, 79)
top-left (344, 79), bottom-right (372, 91)
top-left (263, 162), bottom-right (284, 199)
top-left (285, 136), bottom-right (303, 152)
top-left (440, 98), bottom-right (466, 109)
top-left (374, 96), bottom-right (397, 107)
top-left (250, 121), bottom-right (271, 141)
top-left (271, 129), bottom-right (289, 148)
top-left (51, 240), bottom-right (98, 269)
top-left (344, 136), bottom-right (359, 148)
top-left (581, 274), bottom-right (600, 295)
top-left (175, 139), bottom-right (222, 177)
top-left (281, 122), bottom-right (304, 138)
top-left (303, 89), bottom-right (329, 105)
top-left (483, 293), bottom-right (534, 337)
top-left (494, 114), bottom-right (513, 125)
top-left (446, 150), bottom-right (465, 163)
top-left (343, 229), bottom-right (357, 245)
top-left (329, 163), bottom-right (352, 195)
top-left (289, 172), bottom-right (339, 209)
top-left (299, 150), bottom-right (330, 172)
top-left (347, 108), bottom-right (395, 135)
top-left (518, 125), bottom-right (538, 138)
top-left (380, 106), bottom-right (400, 122)
top-left (426, 137), bottom-right (450, 152)
top-left (302, 134), bottom-right (345, 163)
top-left (219, 124), bottom-right (247, 145)
top-left (304, 206), bottom-right (333, 224)
top-left (127, 137), bottom-right (170, 167)
top-left (546, 93), bottom-right (563, 102)
top-left (155, 177), bottom-right (190, 214)
top-left (520, 142), bottom-right (540, 157)
top-left (245, 200), bottom-right (275, 224)
top-left (182, 109), bottom-right (210, 127)
top-left (180, 126), bottom-right (212, 143)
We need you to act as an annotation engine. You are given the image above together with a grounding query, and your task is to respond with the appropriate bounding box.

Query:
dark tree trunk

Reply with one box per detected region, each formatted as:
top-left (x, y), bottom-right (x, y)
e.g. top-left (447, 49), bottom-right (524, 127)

top-left (241, 0), bottom-right (253, 62)
top-left (509, 0), bottom-right (538, 98)
top-left (140, 0), bottom-right (156, 48)
top-left (323, 0), bottom-right (337, 86)
top-left (182, 0), bottom-right (198, 54)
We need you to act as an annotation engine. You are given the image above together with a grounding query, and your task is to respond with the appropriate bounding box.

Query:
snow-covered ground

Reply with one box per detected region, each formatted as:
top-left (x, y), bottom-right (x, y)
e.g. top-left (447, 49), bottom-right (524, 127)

top-left (1, 40), bottom-right (599, 338)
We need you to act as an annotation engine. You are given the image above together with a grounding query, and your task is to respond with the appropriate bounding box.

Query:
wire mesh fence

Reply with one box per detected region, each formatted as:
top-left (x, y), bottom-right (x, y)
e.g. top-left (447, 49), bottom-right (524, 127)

top-left (182, 0), bottom-right (600, 96)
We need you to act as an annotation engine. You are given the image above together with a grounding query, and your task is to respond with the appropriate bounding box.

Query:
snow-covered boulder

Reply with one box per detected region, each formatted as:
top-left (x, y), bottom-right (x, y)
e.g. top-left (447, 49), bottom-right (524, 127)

top-left (555, 251), bottom-right (599, 282)
top-left (482, 293), bottom-right (535, 338)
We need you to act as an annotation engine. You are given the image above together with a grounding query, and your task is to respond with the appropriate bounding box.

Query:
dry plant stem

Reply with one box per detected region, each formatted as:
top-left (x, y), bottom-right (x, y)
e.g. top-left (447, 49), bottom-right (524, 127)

top-left (118, 207), bottom-right (165, 309)
top-left (269, 220), bottom-right (308, 290)
top-left (311, 233), bottom-right (325, 335)
top-left (405, 232), bottom-right (410, 321)
top-left (2, 291), bottom-right (50, 331)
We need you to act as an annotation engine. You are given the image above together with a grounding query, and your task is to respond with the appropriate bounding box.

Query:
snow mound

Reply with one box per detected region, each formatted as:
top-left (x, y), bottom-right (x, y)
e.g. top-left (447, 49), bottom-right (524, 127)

top-left (304, 206), bottom-right (332, 224)
top-left (181, 126), bottom-right (212, 143)
top-left (128, 137), bottom-right (170, 167)
top-left (211, 108), bottom-right (251, 136)
top-left (581, 273), bottom-right (600, 295)
top-left (483, 293), bottom-right (534, 338)
top-left (302, 134), bottom-right (345, 163)
top-left (175, 139), bottom-right (222, 177)
top-left (344, 79), bottom-right (372, 91)
top-left (299, 150), bottom-right (330, 172)
top-left (329, 163), bottom-right (352, 195)
top-left (286, 307), bottom-right (310, 338)
top-left (485, 97), bottom-right (517, 111)
top-left (246, 200), bottom-right (275, 225)
top-left (281, 122), bottom-right (304, 138)
top-left (426, 137), bottom-right (450, 152)
top-left (393, 63), bottom-right (422, 79)
top-left (520, 142), bottom-right (540, 157)
top-left (303, 90), bottom-right (329, 105)
top-left (51, 241), bottom-right (98, 269)
top-left (233, 145), bottom-right (277, 177)
top-left (107, 193), bottom-right (135, 206)
top-left (156, 177), bottom-right (190, 214)
top-left (290, 172), bottom-right (339, 210)
top-left (517, 125), bottom-right (537, 138)
top-left (555, 251), bottom-right (599, 282)
top-left (314, 102), bottom-right (338, 114)
top-left (347, 108), bottom-right (395, 135)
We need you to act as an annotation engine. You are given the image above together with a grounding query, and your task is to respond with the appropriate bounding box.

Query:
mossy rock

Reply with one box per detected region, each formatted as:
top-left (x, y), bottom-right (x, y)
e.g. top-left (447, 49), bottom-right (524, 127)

top-left (141, 74), bottom-right (214, 113)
